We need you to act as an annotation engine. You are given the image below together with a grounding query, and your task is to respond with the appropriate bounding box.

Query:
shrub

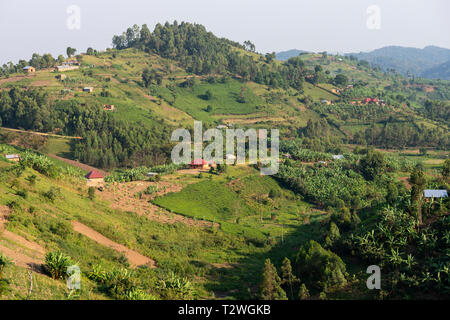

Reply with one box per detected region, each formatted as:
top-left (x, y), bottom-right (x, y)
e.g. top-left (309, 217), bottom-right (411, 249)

top-left (268, 188), bottom-right (281, 199)
top-left (125, 288), bottom-right (158, 300)
top-left (15, 189), bottom-right (28, 199)
top-left (0, 254), bottom-right (11, 279)
top-left (44, 251), bottom-right (74, 280)
top-left (158, 271), bottom-right (194, 300)
top-left (25, 174), bottom-right (37, 186)
top-left (43, 187), bottom-right (62, 202)
top-left (144, 185), bottom-right (158, 195)
top-left (88, 186), bottom-right (96, 200)
top-left (0, 279), bottom-right (11, 297)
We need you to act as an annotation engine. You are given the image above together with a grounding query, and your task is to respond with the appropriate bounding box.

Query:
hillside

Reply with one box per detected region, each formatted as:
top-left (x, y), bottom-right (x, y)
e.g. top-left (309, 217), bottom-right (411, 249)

top-left (0, 21), bottom-right (449, 301)
top-left (1, 38), bottom-right (448, 170)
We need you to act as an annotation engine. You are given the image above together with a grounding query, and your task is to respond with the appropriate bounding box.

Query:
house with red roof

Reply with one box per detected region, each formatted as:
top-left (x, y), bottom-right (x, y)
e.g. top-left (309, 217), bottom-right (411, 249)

top-left (189, 158), bottom-right (210, 170)
top-left (85, 170), bottom-right (104, 186)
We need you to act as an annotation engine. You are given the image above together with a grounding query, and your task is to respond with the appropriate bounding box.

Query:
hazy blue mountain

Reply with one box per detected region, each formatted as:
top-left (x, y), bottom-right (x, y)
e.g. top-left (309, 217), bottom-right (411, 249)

top-left (346, 45), bottom-right (450, 79)
top-left (421, 60), bottom-right (450, 80)
top-left (276, 49), bottom-right (310, 61)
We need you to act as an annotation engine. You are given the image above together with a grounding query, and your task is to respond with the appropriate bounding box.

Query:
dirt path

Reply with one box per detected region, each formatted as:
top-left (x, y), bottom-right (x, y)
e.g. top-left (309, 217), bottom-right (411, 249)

top-left (0, 74), bottom-right (34, 85)
top-left (47, 154), bottom-right (109, 176)
top-left (0, 245), bottom-right (43, 272)
top-left (0, 205), bottom-right (45, 272)
top-left (71, 221), bottom-right (155, 268)
top-left (0, 127), bottom-right (82, 139)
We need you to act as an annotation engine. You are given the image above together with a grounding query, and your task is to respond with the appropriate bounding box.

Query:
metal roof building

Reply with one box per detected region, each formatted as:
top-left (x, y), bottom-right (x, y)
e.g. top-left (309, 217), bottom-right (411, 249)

top-left (423, 190), bottom-right (448, 198)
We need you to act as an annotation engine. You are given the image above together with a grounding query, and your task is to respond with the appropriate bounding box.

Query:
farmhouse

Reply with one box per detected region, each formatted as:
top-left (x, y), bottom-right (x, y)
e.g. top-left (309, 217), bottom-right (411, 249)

top-left (189, 158), bottom-right (210, 170)
top-left (332, 155), bottom-right (344, 160)
top-left (4, 154), bottom-right (20, 162)
top-left (321, 99), bottom-right (331, 105)
top-left (83, 87), bottom-right (94, 93)
top-left (85, 170), bottom-right (104, 186)
top-left (23, 66), bottom-right (35, 73)
top-left (423, 190), bottom-right (448, 201)
top-left (103, 104), bottom-right (115, 111)
top-left (56, 74), bottom-right (67, 80)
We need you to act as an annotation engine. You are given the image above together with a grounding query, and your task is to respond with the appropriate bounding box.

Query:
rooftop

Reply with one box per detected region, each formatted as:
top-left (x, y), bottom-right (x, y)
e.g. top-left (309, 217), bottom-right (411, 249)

top-left (85, 170), bottom-right (104, 179)
top-left (424, 190), bottom-right (448, 198)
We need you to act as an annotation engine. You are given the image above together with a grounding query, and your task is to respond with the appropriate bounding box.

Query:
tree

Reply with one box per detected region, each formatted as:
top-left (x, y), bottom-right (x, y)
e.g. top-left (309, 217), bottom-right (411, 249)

top-left (142, 68), bottom-right (153, 88)
top-left (359, 149), bottom-right (386, 181)
top-left (265, 52), bottom-right (275, 63)
top-left (280, 257), bottom-right (300, 300)
top-left (298, 283), bottom-right (310, 300)
top-left (259, 259), bottom-right (287, 300)
top-left (66, 47), bottom-right (76, 58)
top-left (324, 222), bottom-right (340, 248)
top-left (86, 47), bottom-right (94, 55)
top-left (140, 24), bottom-right (151, 44)
top-left (410, 165), bottom-right (426, 224)
top-left (203, 90), bottom-right (212, 100)
top-left (295, 240), bottom-right (347, 293)
top-left (333, 74), bottom-right (348, 86)
top-left (442, 159), bottom-right (450, 179)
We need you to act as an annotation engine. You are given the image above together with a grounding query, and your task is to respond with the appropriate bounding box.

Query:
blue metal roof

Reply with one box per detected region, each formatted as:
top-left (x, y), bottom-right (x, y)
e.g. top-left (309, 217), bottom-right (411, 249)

top-left (424, 190), bottom-right (448, 198)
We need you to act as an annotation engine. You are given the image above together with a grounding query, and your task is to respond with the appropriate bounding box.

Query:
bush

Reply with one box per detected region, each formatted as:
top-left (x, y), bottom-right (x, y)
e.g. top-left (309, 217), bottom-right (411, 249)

top-left (44, 251), bottom-right (74, 280)
top-left (88, 186), bottom-right (96, 200)
top-left (268, 188), bottom-right (281, 199)
top-left (43, 187), bottom-right (62, 202)
top-left (158, 271), bottom-right (194, 300)
top-left (0, 279), bottom-right (11, 297)
top-left (0, 254), bottom-right (11, 279)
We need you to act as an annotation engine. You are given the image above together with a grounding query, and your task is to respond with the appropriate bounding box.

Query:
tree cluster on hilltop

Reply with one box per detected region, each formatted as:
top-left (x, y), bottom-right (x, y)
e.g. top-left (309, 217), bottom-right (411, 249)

top-left (112, 21), bottom-right (307, 90)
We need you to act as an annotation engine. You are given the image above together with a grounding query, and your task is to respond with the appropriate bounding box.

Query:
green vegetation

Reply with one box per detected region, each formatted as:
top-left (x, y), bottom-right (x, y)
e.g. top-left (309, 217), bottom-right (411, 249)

top-left (0, 20), bottom-right (448, 301)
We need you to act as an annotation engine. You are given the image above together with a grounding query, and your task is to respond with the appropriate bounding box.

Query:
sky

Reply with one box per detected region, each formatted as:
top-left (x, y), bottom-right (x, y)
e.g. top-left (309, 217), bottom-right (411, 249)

top-left (0, 0), bottom-right (449, 64)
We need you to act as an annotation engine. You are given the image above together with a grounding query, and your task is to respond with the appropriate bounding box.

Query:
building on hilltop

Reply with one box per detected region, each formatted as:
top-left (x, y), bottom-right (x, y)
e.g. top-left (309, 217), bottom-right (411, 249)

top-left (23, 66), bottom-right (35, 73)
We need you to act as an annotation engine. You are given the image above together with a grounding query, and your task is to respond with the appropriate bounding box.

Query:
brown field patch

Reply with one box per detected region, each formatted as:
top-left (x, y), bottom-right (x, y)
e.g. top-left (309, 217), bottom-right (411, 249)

top-left (100, 180), bottom-right (217, 228)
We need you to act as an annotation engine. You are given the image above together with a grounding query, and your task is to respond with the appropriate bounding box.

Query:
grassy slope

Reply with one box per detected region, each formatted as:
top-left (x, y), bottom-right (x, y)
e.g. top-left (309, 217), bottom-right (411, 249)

top-left (0, 146), bottom-right (329, 300)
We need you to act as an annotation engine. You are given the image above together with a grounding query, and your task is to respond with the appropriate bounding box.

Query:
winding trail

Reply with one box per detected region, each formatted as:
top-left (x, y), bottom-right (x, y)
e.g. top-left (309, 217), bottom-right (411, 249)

top-left (71, 221), bottom-right (155, 268)
top-left (0, 205), bottom-right (45, 273)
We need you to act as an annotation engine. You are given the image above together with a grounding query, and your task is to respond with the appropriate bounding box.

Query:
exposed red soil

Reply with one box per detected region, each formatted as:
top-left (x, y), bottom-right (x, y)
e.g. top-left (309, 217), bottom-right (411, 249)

top-left (47, 154), bottom-right (109, 176)
top-left (100, 180), bottom-right (217, 228)
top-left (71, 221), bottom-right (155, 268)
top-left (0, 205), bottom-right (45, 273)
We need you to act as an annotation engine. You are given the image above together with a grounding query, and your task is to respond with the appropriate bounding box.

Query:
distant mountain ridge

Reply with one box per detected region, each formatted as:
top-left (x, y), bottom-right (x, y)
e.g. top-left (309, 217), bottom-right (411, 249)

top-left (346, 45), bottom-right (450, 80)
top-left (276, 45), bottom-right (450, 80)
top-left (275, 49), bottom-right (310, 61)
